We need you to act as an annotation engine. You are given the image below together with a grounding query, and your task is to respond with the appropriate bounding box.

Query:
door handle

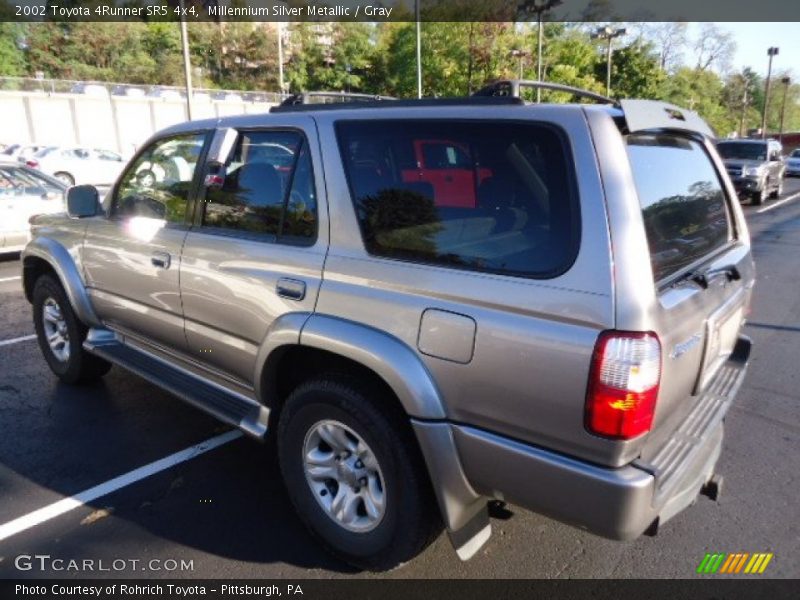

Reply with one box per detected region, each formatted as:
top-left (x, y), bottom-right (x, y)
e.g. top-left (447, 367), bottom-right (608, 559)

top-left (276, 277), bottom-right (306, 301)
top-left (151, 251), bottom-right (171, 269)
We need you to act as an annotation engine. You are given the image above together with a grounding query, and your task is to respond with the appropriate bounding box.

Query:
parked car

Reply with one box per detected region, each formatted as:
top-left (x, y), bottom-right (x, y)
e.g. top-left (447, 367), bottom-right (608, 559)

top-left (69, 83), bottom-right (110, 98)
top-left (147, 86), bottom-right (182, 100)
top-left (22, 89), bottom-right (755, 571)
top-left (0, 158), bottom-right (66, 254)
top-left (2, 143), bottom-right (47, 163)
top-left (111, 85), bottom-right (147, 98)
top-left (27, 146), bottom-right (125, 186)
top-left (785, 148), bottom-right (800, 177)
top-left (716, 138), bottom-right (785, 205)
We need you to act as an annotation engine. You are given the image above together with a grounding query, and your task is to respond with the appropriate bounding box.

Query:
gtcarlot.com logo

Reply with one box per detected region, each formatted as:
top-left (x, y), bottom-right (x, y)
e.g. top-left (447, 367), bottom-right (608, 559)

top-left (697, 552), bottom-right (774, 575)
top-left (15, 554), bottom-right (194, 572)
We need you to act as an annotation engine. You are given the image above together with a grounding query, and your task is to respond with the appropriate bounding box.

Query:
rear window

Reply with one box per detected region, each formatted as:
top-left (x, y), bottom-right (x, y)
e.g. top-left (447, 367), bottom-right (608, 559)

top-left (626, 133), bottom-right (732, 282)
top-left (336, 120), bottom-right (579, 279)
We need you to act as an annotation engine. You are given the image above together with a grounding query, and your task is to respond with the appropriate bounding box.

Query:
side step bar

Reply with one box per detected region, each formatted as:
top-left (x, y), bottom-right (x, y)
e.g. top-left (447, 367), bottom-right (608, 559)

top-left (84, 336), bottom-right (268, 439)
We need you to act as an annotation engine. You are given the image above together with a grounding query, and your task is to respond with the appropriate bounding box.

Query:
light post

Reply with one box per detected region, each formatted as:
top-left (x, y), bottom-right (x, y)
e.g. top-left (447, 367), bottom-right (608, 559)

top-left (761, 47), bottom-right (779, 139)
top-left (415, 0), bottom-right (422, 99)
top-left (779, 76), bottom-right (791, 144)
top-left (518, 0), bottom-right (562, 103)
top-left (591, 26), bottom-right (627, 97)
top-left (277, 22), bottom-right (285, 97)
top-left (510, 49), bottom-right (529, 79)
top-left (178, 0), bottom-right (193, 120)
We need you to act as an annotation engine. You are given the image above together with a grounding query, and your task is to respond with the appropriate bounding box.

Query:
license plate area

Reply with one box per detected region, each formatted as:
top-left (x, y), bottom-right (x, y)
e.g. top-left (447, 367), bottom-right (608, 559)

top-left (696, 289), bottom-right (745, 393)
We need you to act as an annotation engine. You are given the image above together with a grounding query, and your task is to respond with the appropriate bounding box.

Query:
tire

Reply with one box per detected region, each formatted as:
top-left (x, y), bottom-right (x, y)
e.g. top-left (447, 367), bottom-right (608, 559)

top-left (32, 274), bottom-right (111, 384)
top-left (770, 178), bottom-right (783, 199)
top-left (53, 172), bottom-right (75, 186)
top-left (277, 374), bottom-right (440, 571)
top-left (752, 187), bottom-right (766, 206)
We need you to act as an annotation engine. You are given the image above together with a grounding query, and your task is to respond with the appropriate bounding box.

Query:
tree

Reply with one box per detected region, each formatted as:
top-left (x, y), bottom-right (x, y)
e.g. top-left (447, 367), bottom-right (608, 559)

top-left (641, 22), bottom-right (688, 71)
top-left (604, 40), bottom-right (664, 99)
top-left (693, 23), bottom-right (736, 73)
top-left (0, 23), bottom-right (27, 77)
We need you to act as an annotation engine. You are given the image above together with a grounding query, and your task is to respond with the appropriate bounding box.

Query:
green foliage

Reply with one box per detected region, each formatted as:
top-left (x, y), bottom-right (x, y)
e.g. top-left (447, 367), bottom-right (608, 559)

top-left (1, 21), bottom-right (796, 137)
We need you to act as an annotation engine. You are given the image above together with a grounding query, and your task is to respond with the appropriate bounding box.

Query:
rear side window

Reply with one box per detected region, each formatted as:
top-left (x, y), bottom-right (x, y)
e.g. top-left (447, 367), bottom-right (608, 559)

top-left (626, 134), bottom-right (732, 282)
top-left (202, 130), bottom-right (317, 243)
top-left (336, 120), bottom-right (579, 279)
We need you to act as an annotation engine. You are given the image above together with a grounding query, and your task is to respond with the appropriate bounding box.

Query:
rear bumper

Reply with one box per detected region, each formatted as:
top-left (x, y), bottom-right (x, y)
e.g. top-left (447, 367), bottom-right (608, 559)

top-left (451, 335), bottom-right (751, 541)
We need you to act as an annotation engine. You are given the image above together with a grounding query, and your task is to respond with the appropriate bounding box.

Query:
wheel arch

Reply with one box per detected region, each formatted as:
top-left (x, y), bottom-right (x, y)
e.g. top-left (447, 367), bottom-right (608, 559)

top-left (22, 237), bottom-right (101, 327)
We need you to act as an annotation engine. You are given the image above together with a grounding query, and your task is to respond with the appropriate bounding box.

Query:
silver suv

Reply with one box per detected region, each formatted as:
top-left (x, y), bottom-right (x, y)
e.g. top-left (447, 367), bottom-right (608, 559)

top-left (22, 93), bottom-right (755, 570)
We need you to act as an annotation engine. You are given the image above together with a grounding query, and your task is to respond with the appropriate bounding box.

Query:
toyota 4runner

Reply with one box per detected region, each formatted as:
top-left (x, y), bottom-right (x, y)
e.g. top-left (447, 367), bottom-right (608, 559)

top-left (23, 89), bottom-right (755, 570)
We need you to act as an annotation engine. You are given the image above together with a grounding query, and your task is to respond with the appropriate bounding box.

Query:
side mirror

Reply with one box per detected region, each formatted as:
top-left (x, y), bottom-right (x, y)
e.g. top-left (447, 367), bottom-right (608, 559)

top-left (66, 184), bottom-right (100, 218)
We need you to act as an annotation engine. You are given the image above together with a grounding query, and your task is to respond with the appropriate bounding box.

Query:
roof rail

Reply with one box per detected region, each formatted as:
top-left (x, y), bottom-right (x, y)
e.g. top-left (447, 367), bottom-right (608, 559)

top-left (278, 91), bottom-right (396, 107)
top-left (472, 79), bottom-right (619, 106)
top-left (270, 96), bottom-right (525, 113)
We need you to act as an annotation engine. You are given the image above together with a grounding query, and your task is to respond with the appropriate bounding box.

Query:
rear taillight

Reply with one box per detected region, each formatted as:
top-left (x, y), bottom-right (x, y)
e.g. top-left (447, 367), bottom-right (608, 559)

top-left (26, 160), bottom-right (38, 168)
top-left (585, 331), bottom-right (661, 440)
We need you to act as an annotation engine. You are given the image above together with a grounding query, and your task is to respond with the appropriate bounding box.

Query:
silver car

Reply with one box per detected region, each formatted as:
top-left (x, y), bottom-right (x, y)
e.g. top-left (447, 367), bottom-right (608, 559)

top-left (0, 159), bottom-right (66, 253)
top-left (22, 91), bottom-right (755, 570)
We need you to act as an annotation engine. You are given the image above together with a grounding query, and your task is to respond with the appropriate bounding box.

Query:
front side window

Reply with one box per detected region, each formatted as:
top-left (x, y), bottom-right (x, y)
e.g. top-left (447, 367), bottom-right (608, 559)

top-left (337, 120), bottom-right (579, 279)
top-left (627, 133), bottom-right (732, 282)
top-left (201, 130), bottom-right (317, 242)
top-left (111, 133), bottom-right (207, 223)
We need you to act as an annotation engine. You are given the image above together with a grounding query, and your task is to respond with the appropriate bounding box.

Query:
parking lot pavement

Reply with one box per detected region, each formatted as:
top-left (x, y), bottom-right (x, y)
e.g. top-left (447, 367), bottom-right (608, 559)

top-left (0, 179), bottom-right (799, 579)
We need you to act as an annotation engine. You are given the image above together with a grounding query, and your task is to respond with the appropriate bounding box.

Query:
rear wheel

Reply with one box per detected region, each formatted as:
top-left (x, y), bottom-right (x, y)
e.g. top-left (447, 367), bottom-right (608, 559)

top-left (53, 172), bottom-right (75, 186)
top-left (32, 274), bottom-right (111, 384)
top-left (277, 375), bottom-right (439, 571)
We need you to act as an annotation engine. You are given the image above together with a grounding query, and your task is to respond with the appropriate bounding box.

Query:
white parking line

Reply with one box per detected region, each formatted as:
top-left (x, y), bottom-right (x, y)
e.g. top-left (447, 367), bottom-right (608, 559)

top-left (0, 276), bottom-right (21, 283)
top-left (0, 430), bottom-right (243, 543)
top-left (756, 190), bottom-right (800, 214)
top-left (0, 334), bottom-right (36, 347)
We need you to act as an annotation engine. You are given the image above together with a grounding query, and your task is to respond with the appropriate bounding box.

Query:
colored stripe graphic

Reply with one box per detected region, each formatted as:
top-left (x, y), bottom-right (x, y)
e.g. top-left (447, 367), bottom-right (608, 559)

top-left (698, 553), bottom-right (727, 574)
top-left (699, 552), bottom-right (774, 575)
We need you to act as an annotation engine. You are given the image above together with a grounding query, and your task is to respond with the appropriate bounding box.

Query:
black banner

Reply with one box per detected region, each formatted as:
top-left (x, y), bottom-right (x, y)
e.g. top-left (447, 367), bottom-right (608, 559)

top-left (2, 0), bottom-right (800, 23)
top-left (2, 579), bottom-right (800, 600)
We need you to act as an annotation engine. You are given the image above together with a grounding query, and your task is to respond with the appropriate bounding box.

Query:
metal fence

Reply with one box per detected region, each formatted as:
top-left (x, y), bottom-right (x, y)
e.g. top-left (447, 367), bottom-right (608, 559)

top-left (0, 76), bottom-right (286, 104)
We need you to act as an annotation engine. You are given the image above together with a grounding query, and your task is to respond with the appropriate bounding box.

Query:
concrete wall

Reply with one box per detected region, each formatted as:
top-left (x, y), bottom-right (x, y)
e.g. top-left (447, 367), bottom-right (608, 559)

top-left (0, 91), bottom-right (275, 156)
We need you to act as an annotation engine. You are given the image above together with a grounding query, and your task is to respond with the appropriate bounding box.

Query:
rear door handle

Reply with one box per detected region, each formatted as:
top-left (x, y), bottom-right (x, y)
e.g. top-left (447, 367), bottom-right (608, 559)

top-left (276, 277), bottom-right (306, 301)
top-left (151, 251), bottom-right (171, 269)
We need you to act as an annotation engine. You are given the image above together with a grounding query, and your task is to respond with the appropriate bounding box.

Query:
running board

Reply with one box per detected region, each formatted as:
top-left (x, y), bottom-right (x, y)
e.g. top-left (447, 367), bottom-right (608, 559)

top-left (84, 336), bottom-right (268, 439)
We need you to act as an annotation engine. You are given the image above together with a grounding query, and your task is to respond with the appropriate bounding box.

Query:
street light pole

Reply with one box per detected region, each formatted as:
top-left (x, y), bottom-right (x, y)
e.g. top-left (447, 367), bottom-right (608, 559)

top-left (416, 0), bottom-right (422, 99)
top-left (518, 0), bottom-right (562, 103)
top-left (761, 47), bottom-right (779, 139)
top-left (178, 0), bottom-right (193, 121)
top-left (277, 22), bottom-right (285, 97)
top-left (511, 49), bottom-right (528, 80)
top-left (591, 26), bottom-right (626, 97)
top-left (779, 76), bottom-right (791, 144)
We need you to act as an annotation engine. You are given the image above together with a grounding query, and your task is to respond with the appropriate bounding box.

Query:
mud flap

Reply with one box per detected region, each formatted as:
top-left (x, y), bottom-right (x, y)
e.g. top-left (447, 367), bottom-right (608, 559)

top-left (447, 506), bottom-right (492, 561)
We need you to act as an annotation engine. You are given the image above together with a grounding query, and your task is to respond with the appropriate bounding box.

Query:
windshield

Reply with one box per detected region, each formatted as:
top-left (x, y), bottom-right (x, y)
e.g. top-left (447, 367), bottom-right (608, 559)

top-left (791, 149), bottom-right (800, 158)
top-left (716, 142), bottom-right (767, 161)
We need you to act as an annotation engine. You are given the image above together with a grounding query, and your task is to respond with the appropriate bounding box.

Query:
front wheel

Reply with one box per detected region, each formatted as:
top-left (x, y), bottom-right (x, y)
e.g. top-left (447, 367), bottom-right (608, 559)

top-left (32, 274), bottom-right (111, 384)
top-left (752, 186), bottom-right (766, 206)
top-left (277, 375), bottom-right (439, 571)
top-left (770, 179), bottom-right (784, 199)
top-left (53, 172), bottom-right (75, 186)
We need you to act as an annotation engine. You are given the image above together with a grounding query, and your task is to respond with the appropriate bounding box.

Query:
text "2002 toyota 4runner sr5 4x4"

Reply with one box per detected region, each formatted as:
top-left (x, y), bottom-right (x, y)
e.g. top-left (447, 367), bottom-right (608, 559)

top-left (23, 86), bottom-right (754, 570)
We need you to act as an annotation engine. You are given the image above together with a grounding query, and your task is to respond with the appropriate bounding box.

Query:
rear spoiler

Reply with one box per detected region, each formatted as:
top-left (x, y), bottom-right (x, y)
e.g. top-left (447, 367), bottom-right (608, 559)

top-left (620, 99), bottom-right (715, 139)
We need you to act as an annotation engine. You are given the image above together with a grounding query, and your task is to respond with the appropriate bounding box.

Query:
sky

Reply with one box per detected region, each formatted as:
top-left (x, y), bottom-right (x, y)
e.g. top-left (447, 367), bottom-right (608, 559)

top-left (705, 22), bottom-right (800, 77)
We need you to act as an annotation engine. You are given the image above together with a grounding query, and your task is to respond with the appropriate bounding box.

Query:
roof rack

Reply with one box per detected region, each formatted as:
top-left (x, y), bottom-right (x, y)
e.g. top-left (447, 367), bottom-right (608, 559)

top-left (270, 96), bottom-right (525, 113)
top-left (472, 79), bottom-right (619, 107)
top-left (278, 91), bottom-right (396, 107)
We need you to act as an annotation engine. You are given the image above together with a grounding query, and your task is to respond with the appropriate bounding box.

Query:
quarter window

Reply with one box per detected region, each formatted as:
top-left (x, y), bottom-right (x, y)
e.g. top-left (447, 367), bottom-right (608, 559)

top-left (336, 120), bottom-right (579, 279)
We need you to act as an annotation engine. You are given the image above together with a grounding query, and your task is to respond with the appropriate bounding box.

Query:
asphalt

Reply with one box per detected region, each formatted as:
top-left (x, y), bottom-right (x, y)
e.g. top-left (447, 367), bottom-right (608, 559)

top-left (0, 180), bottom-right (799, 579)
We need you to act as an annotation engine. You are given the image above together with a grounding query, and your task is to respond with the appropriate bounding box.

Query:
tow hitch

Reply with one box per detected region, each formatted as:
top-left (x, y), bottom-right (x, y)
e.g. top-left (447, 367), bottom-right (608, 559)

top-left (700, 474), bottom-right (724, 501)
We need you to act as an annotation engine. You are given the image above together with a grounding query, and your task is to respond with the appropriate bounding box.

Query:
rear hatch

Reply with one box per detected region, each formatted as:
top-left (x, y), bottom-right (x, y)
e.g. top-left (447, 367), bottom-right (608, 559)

top-left (624, 132), bottom-right (753, 458)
